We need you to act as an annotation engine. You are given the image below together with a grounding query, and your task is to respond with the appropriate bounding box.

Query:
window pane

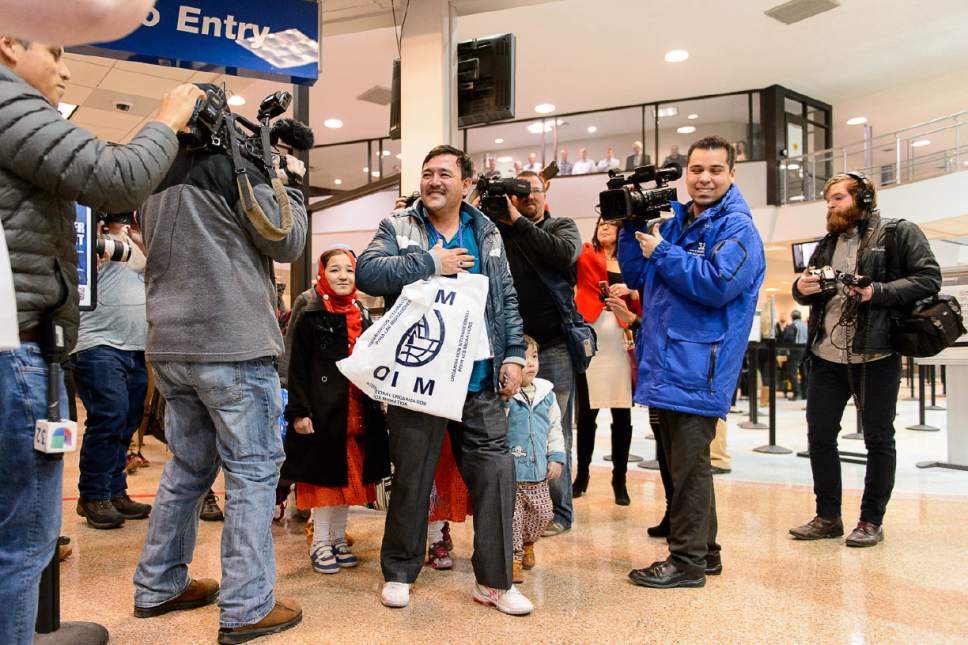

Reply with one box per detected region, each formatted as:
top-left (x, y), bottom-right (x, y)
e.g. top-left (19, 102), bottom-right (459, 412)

top-left (373, 139), bottom-right (401, 180)
top-left (657, 94), bottom-right (752, 165)
top-left (807, 105), bottom-right (827, 125)
top-left (309, 142), bottom-right (369, 191)
top-left (785, 97), bottom-right (803, 116)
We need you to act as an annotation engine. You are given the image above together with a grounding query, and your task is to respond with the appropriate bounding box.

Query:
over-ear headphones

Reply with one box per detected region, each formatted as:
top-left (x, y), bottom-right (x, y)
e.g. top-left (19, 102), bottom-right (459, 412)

top-left (845, 171), bottom-right (874, 209)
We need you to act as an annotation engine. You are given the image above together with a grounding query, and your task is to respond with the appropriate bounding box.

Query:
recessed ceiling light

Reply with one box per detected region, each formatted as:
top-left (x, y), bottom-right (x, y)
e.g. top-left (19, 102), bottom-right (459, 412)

top-left (657, 106), bottom-right (678, 118)
top-left (687, 113), bottom-right (699, 120)
top-left (789, 195), bottom-right (806, 202)
top-left (57, 102), bottom-right (78, 119)
top-left (587, 126), bottom-right (597, 134)
top-left (382, 150), bottom-right (391, 157)
top-left (556, 118), bottom-right (565, 126)
top-left (912, 139), bottom-right (931, 148)
top-left (334, 179), bottom-right (342, 185)
top-left (497, 156), bottom-right (513, 163)
top-left (494, 138), bottom-right (504, 144)
top-left (395, 153), bottom-right (402, 159)
top-left (787, 163), bottom-right (800, 170)
top-left (534, 103), bottom-right (555, 114)
top-left (324, 118), bottom-right (343, 129)
top-left (227, 94), bottom-right (246, 107)
top-left (527, 121), bottom-right (554, 134)
top-left (363, 167), bottom-right (369, 173)
top-left (846, 116), bottom-right (868, 126)
top-left (372, 171), bottom-right (381, 177)
top-left (664, 49), bottom-right (689, 63)
top-left (676, 126), bottom-right (696, 134)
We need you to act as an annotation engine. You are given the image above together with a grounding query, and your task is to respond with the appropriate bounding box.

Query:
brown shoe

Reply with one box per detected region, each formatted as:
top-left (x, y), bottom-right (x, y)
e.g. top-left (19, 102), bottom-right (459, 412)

top-left (522, 543), bottom-right (536, 570)
top-left (217, 598), bottom-right (302, 644)
top-left (134, 578), bottom-right (219, 618)
top-left (845, 521), bottom-right (884, 547)
top-left (789, 516), bottom-right (844, 540)
top-left (512, 559), bottom-right (525, 584)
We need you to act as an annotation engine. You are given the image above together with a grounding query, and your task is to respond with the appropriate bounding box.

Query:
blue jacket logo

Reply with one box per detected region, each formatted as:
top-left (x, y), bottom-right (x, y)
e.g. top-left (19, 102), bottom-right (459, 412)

top-left (395, 310), bottom-right (446, 367)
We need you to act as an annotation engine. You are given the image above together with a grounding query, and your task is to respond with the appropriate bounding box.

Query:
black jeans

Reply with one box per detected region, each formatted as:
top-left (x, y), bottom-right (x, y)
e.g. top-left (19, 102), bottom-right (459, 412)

top-left (575, 372), bottom-right (632, 478)
top-left (654, 409), bottom-right (719, 572)
top-left (806, 354), bottom-right (900, 526)
top-left (649, 408), bottom-right (672, 518)
top-left (381, 390), bottom-right (515, 589)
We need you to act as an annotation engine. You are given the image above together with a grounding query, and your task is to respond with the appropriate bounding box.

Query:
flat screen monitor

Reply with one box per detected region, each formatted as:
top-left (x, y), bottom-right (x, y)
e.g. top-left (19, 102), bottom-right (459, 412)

top-left (457, 33), bottom-right (515, 127)
top-left (792, 239), bottom-right (821, 274)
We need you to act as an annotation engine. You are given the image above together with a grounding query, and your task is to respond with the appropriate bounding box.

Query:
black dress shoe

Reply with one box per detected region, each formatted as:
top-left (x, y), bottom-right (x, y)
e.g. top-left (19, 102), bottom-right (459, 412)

top-left (112, 494), bottom-right (152, 519)
top-left (572, 471), bottom-right (589, 499)
top-left (710, 466), bottom-right (731, 475)
top-left (628, 559), bottom-right (705, 589)
top-left (705, 552), bottom-right (722, 576)
top-left (612, 478), bottom-right (630, 506)
top-left (845, 521), bottom-right (884, 547)
top-left (76, 499), bottom-right (125, 529)
top-left (647, 514), bottom-right (670, 538)
top-left (789, 515), bottom-right (844, 540)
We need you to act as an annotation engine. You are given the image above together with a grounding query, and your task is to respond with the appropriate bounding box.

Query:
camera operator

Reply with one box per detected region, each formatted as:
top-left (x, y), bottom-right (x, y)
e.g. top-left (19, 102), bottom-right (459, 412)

top-left (498, 170), bottom-right (582, 536)
top-left (619, 136), bottom-right (765, 589)
top-left (132, 94), bottom-right (308, 641)
top-left (789, 173), bottom-right (940, 548)
top-left (0, 35), bottom-right (200, 644)
top-left (70, 213), bottom-right (153, 530)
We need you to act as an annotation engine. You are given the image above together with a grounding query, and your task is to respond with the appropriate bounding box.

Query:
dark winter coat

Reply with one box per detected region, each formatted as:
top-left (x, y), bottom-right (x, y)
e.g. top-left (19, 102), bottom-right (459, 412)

top-left (281, 293), bottom-right (390, 488)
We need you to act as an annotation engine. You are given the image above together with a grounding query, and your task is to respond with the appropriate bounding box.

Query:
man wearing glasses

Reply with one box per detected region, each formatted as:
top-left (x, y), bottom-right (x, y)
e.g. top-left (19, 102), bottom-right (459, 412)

top-left (498, 171), bottom-right (582, 536)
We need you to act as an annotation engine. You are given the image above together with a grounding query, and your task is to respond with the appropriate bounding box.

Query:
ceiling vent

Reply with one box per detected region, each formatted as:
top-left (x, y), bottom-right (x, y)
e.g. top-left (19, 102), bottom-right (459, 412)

top-left (765, 0), bottom-right (840, 25)
top-left (357, 85), bottom-right (392, 106)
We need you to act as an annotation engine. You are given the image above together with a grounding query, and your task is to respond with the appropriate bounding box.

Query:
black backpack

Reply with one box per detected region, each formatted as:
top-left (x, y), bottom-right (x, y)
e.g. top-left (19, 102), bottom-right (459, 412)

top-left (885, 222), bottom-right (966, 357)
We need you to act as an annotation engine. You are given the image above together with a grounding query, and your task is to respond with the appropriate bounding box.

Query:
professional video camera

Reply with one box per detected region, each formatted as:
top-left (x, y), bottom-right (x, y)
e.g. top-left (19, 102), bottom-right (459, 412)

top-left (473, 175), bottom-right (532, 221)
top-left (806, 265), bottom-right (873, 296)
top-left (598, 163), bottom-right (681, 230)
top-left (185, 84), bottom-right (315, 242)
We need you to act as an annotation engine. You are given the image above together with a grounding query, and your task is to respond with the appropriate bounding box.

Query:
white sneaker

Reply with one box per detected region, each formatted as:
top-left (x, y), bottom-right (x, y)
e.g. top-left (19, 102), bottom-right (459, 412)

top-left (381, 582), bottom-right (411, 608)
top-left (473, 583), bottom-right (533, 616)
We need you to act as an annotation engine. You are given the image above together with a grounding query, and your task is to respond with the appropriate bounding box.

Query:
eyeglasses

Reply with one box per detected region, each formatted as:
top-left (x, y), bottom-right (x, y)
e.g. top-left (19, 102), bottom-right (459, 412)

top-left (529, 188), bottom-right (545, 195)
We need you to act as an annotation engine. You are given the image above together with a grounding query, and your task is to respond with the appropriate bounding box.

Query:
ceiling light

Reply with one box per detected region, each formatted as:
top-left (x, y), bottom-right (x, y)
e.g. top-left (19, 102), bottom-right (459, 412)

top-left (534, 103), bottom-right (555, 114)
top-left (687, 113), bottom-right (698, 120)
top-left (497, 156), bottom-right (512, 163)
top-left (371, 171), bottom-right (381, 177)
top-left (657, 106), bottom-right (678, 118)
top-left (334, 179), bottom-right (342, 185)
top-left (963, 160), bottom-right (968, 167)
top-left (766, 288), bottom-right (779, 293)
top-left (787, 163), bottom-right (800, 170)
top-left (323, 118), bottom-right (343, 129)
top-left (556, 118), bottom-right (565, 126)
top-left (494, 138), bottom-right (504, 144)
top-left (789, 195), bottom-right (806, 202)
top-left (587, 126), bottom-right (597, 134)
top-left (846, 116), bottom-right (867, 126)
top-left (382, 150), bottom-right (391, 157)
top-left (912, 139), bottom-right (931, 148)
top-left (227, 94), bottom-right (246, 107)
top-left (57, 102), bottom-right (78, 119)
top-left (363, 167), bottom-right (369, 173)
top-left (527, 121), bottom-right (555, 134)
top-left (664, 49), bottom-right (689, 63)
top-left (676, 126), bottom-right (696, 134)
top-left (395, 153), bottom-right (402, 159)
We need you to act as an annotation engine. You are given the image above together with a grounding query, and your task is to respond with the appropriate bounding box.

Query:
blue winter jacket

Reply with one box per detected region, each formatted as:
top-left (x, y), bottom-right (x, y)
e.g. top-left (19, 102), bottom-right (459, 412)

top-left (618, 184), bottom-right (765, 418)
top-left (506, 378), bottom-right (566, 483)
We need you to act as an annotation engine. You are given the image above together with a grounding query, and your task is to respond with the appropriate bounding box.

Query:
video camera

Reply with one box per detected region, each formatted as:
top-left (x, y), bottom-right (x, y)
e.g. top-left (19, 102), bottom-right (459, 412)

top-left (806, 265), bottom-right (873, 296)
top-left (474, 175), bottom-right (532, 222)
top-left (598, 163), bottom-right (681, 230)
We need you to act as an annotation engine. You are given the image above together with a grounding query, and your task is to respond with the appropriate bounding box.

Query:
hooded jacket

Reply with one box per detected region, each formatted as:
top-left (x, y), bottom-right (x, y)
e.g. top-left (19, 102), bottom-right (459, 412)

top-left (506, 377), bottom-right (565, 483)
top-left (618, 184), bottom-right (765, 418)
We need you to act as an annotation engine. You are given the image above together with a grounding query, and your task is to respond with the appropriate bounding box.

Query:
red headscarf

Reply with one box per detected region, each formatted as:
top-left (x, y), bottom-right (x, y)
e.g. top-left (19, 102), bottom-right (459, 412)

top-left (315, 249), bottom-right (363, 353)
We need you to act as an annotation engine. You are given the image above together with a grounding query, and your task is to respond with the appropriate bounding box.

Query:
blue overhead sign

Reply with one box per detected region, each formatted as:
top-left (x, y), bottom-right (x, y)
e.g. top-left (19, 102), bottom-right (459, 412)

top-left (70, 0), bottom-right (319, 85)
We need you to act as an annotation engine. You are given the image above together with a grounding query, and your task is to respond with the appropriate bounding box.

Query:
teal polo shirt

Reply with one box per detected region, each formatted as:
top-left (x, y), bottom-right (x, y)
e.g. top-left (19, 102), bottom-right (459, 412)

top-left (422, 208), bottom-right (492, 393)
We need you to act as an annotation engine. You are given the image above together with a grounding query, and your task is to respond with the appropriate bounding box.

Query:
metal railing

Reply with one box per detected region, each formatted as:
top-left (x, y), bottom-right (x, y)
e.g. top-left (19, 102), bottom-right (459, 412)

top-left (779, 111), bottom-right (968, 204)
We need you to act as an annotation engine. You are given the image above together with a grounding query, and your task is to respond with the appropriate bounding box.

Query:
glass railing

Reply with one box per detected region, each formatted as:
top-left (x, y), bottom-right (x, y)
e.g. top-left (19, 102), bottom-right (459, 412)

top-left (779, 111), bottom-right (968, 204)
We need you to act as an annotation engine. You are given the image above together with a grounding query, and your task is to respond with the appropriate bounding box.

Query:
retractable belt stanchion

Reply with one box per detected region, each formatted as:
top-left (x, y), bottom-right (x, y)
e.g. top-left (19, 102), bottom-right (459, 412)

top-left (739, 344), bottom-right (767, 430)
top-left (907, 363), bottom-right (940, 432)
top-left (925, 364), bottom-right (945, 411)
top-left (754, 338), bottom-right (791, 454)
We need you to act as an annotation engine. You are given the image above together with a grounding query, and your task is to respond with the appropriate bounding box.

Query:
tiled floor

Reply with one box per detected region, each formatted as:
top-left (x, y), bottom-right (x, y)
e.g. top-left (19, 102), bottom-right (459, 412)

top-left (54, 393), bottom-right (968, 644)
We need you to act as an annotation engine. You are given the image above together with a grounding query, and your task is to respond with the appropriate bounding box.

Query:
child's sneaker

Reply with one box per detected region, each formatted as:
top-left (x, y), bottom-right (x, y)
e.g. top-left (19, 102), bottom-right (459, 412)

top-left (441, 521), bottom-right (453, 551)
top-left (272, 501), bottom-right (286, 523)
top-left (427, 541), bottom-right (453, 570)
top-left (512, 559), bottom-right (524, 584)
top-left (333, 541), bottom-right (357, 568)
top-left (310, 544), bottom-right (338, 574)
top-left (522, 543), bottom-right (536, 570)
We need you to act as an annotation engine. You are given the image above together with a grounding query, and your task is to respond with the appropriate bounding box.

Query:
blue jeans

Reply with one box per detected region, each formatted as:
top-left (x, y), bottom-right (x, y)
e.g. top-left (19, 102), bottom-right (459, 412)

top-left (0, 343), bottom-right (69, 645)
top-left (72, 346), bottom-right (148, 500)
top-left (537, 343), bottom-right (574, 528)
top-left (133, 359), bottom-right (284, 628)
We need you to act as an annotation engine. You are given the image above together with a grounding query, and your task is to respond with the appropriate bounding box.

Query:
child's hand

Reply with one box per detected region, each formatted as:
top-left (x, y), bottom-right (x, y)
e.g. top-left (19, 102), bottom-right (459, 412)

top-left (547, 462), bottom-right (563, 480)
top-left (293, 417), bottom-right (314, 435)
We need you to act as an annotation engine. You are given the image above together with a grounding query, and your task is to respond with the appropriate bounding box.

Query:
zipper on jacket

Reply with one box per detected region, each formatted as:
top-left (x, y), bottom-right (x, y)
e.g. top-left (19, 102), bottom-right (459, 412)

top-left (707, 343), bottom-right (718, 386)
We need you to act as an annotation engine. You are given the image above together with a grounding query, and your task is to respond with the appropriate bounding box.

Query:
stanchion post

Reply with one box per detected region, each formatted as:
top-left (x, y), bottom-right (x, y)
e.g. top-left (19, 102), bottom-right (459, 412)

top-left (908, 364), bottom-right (940, 431)
top-left (740, 344), bottom-right (767, 430)
top-left (754, 338), bottom-right (792, 454)
top-left (925, 364), bottom-right (945, 411)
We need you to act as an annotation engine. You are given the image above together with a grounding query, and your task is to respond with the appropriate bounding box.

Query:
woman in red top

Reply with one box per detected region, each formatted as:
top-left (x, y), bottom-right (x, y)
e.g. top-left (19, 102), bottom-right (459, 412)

top-left (573, 218), bottom-right (642, 505)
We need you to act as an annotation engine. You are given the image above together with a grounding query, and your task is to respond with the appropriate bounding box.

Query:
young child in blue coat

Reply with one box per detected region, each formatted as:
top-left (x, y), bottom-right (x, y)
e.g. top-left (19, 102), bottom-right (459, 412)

top-left (507, 336), bottom-right (565, 583)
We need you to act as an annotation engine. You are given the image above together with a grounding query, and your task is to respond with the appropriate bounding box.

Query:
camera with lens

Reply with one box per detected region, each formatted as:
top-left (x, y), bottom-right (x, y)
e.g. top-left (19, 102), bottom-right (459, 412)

top-left (598, 163), bottom-right (681, 229)
top-left (93, 211), bottom-right (134, 263)
top-left (806, 265), bottom-right (872, 296)
top-left (474, 175), bottom-right (533, 222)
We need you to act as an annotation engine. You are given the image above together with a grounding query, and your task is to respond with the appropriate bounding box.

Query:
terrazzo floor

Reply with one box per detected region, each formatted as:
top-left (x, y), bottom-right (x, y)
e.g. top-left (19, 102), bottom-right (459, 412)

top-left (54, 394), bottom-right (968, 644)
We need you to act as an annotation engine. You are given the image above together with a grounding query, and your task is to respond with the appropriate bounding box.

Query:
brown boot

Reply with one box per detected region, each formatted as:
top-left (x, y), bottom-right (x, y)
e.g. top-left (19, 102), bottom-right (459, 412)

top-left (217, 598), bottom-right (302, 644)
top-left (522, 543), bottom-right (536, 570)
top-left (134, 578), bottom-right (219, 618)
top-left (512, 559), bottom-right (525, 584)
top-left (789, 516), bottom-right (844, 540)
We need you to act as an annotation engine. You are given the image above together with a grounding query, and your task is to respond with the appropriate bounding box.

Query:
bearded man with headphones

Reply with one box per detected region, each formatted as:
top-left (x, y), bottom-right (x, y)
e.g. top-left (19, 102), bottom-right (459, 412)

top-left (789, 172), bottom-right (940, 547)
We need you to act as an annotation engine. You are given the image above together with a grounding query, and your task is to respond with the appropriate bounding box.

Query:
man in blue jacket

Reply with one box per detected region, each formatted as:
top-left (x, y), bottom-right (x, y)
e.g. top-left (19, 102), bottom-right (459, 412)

top-left (619, 136), bottom-right (765, 588)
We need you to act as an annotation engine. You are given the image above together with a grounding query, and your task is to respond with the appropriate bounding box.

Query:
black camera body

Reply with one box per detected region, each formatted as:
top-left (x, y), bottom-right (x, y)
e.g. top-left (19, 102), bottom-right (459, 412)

top-left (599, 163), bottom-right (681, 224)
top-left (475, 176), bottom-right (532, 221)
top-left (807, 265), bottom-right (872, 296)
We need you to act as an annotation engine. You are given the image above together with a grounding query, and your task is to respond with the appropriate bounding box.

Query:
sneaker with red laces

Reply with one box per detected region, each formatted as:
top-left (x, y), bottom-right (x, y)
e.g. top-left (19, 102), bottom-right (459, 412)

top-left (427, 541), bottom-right (453, 570)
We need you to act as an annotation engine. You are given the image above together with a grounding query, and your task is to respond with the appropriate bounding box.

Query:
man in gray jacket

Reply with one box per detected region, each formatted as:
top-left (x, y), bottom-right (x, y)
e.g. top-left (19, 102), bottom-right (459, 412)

top-left (0, 36), bottom-right (199, 645)
top-left (132, 119), bottom-right (308, 642)
top-left (357, 145), bottom-right (533, 615)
